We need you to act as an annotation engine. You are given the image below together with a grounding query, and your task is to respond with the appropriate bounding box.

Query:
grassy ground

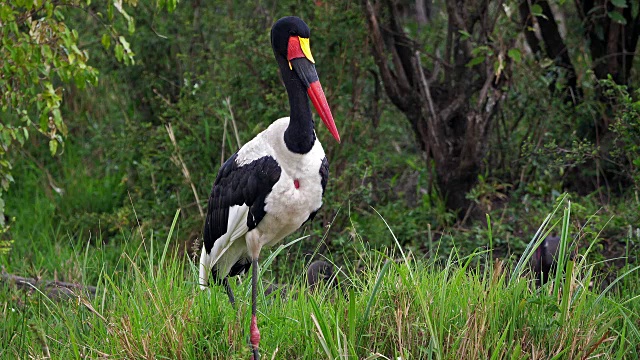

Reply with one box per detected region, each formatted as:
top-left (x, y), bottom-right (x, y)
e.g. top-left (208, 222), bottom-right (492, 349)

top-left (1, 187), bottom-right (639, 359)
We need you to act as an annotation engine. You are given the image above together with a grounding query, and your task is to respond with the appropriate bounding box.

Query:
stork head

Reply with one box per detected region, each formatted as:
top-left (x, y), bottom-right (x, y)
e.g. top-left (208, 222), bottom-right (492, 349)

top-left (271, 16), bottom-right (340, 143)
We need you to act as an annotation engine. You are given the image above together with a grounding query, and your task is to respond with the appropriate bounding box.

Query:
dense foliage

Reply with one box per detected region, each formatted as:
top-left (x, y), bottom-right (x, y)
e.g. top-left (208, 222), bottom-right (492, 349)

top-left (0, 0), bottom-right (176, 250)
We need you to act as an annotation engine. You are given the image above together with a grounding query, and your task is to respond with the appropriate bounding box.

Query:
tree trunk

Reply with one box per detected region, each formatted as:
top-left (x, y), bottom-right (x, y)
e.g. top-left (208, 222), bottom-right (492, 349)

top-left (525, 0), bottom-right (640, 113)
top-left (519, 0), bottom-right (582, 104)
top-left (577, 0), bottom-right (640, 86)
top-left (364, 0), bottom-right (510, 216)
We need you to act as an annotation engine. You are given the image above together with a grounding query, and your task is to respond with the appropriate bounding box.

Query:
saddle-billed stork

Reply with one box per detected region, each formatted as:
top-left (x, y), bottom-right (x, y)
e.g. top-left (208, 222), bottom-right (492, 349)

top-left (198, 16), bottom-right (340, 359)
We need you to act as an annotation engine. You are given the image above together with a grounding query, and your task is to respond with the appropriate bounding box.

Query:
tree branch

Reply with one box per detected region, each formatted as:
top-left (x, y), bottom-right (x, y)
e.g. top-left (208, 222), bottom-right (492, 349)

top-left (519, 0), bottom-right (542, 55)
top-left (386, 0), bottom-right (417, 88)
top-left (1, 268), bottom-right (97, 300)
top-left (414, 51), bottom-right (443, 162)
top-left (363, 0), bottom-right (410, 111)
top-left (524, 0), bottom-right (582, 103)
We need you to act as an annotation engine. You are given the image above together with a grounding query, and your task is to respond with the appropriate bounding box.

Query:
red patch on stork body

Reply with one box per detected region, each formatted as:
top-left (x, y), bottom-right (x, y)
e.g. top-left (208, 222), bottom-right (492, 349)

top-left (294, 179), bottom-right (300, 189)
top-left (287, 36), bottom-right (305, 61)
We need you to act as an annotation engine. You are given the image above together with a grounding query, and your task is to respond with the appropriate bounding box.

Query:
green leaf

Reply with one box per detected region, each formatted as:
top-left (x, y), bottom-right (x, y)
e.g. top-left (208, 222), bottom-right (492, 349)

top-left (119, 36), bottom-right (130, 49)
top-left (52, 108), bottom-right (66, 136)
top-left (49, 139), bottom-right (58, 155)
top-left (107, 2), bottom-right (114, 21)
top-left (508, 48), bottom-right (522, 63)
top-left (540, 58), bottom-right (554, 68)
top-left (632, 0), bottom-right (639, 18)
top-left (10, 21), bottom-right (19, 35)
top-left (39, 111), bottom-right (48, 132)
top-left (531, 4), bottom-right (545, 18)
top-left (162, 0), bottom-right (178, 12)
top-left (611, 0), bottom-right (627, 8)
top-left (472, 45), bottom-right (491, 56)
top-left (466, 56), bottom-right (485, 68)
top-left (595, 24), bottom-right (605, 41)
top-left (608, 11), bottom-right (627, 24)
top-left (114, 43), bottom-right (124, 62)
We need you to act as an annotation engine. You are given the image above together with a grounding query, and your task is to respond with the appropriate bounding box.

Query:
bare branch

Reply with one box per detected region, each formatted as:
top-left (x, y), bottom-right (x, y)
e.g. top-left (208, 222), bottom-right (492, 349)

top-left (439, 92), bottom-right (467, 123)
top-left (363, 0), bottom-right (410, 110)
top-left (519, 0), bottom-right (542, 56)
top-left (414, 51), bottom-right (442, 156)
top-left (1, 268), bottom-right (97, 300)
top-left (386, 0), bottom-right (416, 88)
top-left (166, 123), bottom-right (205, 219)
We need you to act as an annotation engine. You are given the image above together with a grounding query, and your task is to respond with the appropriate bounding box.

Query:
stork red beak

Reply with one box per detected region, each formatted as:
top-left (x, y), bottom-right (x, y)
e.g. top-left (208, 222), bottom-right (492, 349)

top-left (288, 37), bottom-right (341, 143)
top-left (307, 81), bottom-right (340, 143)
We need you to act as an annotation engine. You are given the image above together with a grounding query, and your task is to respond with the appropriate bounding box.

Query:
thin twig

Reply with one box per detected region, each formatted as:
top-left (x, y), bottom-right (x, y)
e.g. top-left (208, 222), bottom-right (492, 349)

top-left (221, 114), bottom-right (228, 167)
top-left (225, 97), bottom-right (242, 149)
top-left (128, 191), bottom-right (146, 246)
top-left (1, 267), bottom-right (97, 299)
top-left (415, 51), bottom-right (438, 129)
top-left (414, 50), bottom-right (442, 156)
top-left (165, 123), bottom-right (205, 219)
top-left (19, 149), bottom-right (65, 197)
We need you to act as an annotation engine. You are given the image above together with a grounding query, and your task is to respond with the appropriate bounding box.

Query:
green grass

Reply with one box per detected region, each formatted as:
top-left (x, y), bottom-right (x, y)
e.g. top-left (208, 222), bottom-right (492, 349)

top-left (1, 195), bottom-right (639, 359)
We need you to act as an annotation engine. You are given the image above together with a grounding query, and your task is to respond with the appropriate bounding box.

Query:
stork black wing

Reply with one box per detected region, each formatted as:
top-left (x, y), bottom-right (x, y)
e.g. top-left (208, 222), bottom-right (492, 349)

top-left (305, 156), bottom-right (330, 224)
top-left (203, 152), bottom-right (282, 255)
top-left (319, 156), bottom-right (329, 195)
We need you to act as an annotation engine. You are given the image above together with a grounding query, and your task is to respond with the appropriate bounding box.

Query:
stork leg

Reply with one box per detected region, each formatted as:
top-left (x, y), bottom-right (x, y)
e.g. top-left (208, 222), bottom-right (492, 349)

top-left (250, 258), bottom-right (260, 360)
top-left (222, 277), bottom-right (236, 307)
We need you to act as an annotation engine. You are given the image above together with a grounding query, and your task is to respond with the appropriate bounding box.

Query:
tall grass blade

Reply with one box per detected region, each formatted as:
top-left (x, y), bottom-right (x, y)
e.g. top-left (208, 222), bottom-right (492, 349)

top-left (560, 260), bottom-right (574, 322)
top-left (361, 259), bottom-right (390, 327)
top-left (490, 318), bottom-right (511, 360)
top-left (371, 207), bottom-right (411, 278)
top-left (594, 265), bottom-right (640, 307)
top-left (309, 296), bottom-right (336, 359)
top-left (348, 288), bottom-right (356, 349)
top-left (553, 202), bottom-right (571, 298)
top-left (371, 206), bottom-right (442, 359)
top-left (159, 209), bottom-right (180, 274)
top-left (510, 193), bottom-right (568, 285)
top-left (259, 235), bottom-right (308, 278)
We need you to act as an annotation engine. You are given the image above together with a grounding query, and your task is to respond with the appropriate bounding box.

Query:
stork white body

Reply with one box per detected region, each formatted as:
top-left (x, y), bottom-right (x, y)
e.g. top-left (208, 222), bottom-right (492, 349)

top-left (199, 117), bottom-right (326, 289)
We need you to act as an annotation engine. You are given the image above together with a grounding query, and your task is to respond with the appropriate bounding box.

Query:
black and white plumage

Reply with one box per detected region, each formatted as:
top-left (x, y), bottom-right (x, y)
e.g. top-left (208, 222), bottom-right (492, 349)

top-left (198, 125), bottom-right (330, 286)
top-left (198, 16), bottom-right (340, 360)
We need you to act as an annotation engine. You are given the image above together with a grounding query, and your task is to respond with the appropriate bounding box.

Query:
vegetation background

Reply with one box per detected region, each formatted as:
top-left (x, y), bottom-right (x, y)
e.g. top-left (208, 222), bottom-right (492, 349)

top-left (0, 0), bottom-right (639, 358)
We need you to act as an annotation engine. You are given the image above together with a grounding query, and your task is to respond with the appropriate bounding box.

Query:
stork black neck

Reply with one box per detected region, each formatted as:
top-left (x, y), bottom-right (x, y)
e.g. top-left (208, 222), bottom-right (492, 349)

top-left (277, 58), bottom-right (316, 154)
